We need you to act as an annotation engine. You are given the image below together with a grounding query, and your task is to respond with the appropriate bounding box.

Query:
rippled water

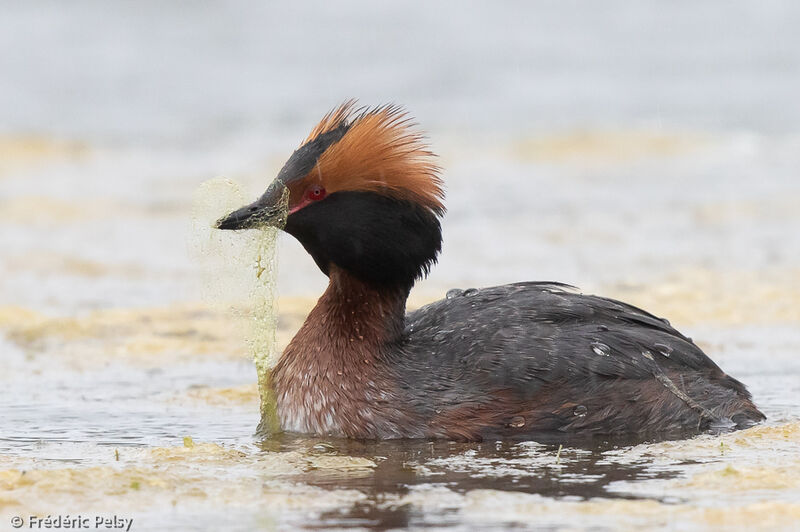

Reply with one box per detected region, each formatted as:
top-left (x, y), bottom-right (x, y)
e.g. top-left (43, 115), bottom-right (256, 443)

top-left (2, 2), bottom-right (800, 531)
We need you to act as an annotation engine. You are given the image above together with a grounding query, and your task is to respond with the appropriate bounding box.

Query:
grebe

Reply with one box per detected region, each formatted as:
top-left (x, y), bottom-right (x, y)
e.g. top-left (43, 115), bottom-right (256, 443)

top-left (217, 102), bottom-right (764, 441)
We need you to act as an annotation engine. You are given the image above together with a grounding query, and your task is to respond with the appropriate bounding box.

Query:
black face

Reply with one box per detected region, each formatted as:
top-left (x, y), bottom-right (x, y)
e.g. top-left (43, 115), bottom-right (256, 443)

top-left (216, 120), bottom-right (442, 290)
top-left (284, 191), bottom-right (442, 290)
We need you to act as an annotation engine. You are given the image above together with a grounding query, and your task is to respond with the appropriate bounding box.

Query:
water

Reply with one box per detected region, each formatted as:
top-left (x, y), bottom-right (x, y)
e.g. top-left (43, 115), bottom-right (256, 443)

top-left (2, 2), bottom-right (800, 530)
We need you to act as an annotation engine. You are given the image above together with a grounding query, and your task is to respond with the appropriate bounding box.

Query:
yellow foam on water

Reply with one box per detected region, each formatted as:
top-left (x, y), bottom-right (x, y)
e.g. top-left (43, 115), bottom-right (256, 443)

top-left (182, 384), bottom-right (260, 407)
top-left (605, 268), bottom-right (800, 326)
top-left (0, 303), bottom-right (248, 369)
top-left (0, 136), bottom-right (87, 177)
top-left (0, 444), bottom-right (369, 515)
top-left (513, 129), bottom-right (707, 165)
top-left (682, 461), bottom-right (800, 491)
top-left (191, 177), bottom-right (288, 436)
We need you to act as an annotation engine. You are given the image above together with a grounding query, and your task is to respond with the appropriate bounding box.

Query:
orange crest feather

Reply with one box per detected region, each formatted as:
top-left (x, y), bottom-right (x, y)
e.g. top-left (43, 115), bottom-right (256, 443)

top-left (296, 102), bottom-right (445, 215)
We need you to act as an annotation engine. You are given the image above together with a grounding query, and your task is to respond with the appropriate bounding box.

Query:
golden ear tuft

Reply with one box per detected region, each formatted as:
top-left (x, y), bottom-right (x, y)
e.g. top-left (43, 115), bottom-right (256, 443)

top-left (302, 102), bottom-right (445, 216)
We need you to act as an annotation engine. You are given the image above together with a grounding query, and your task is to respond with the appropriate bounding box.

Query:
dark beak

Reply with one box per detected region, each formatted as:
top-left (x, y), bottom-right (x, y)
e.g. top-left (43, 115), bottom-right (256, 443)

top-left (215, 181), bottom-right (289, 230)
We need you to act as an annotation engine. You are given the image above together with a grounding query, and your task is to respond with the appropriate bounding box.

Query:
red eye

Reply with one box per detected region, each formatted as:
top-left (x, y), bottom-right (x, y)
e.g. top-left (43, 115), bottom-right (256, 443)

top-left (307, 185), bottom-right (326, 201)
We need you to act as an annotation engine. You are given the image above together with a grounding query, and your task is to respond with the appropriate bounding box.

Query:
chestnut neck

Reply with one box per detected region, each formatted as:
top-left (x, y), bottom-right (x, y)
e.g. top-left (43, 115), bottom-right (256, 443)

top-left (328, 266), bottom-right (408, 343)
top-left (286, 265), bottom-right (409, 365)
top-left (272, 265), bottom-right (416, 437)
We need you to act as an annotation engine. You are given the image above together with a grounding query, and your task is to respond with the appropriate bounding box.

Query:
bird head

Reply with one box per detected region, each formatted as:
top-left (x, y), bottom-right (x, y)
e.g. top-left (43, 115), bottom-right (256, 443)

top-left (216, 102), bottom-right (445, 289)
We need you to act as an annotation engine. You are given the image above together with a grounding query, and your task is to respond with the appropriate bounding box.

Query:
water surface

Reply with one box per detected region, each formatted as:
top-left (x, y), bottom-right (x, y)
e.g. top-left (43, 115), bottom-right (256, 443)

top-left (2, 2), bottom-right (799, 530)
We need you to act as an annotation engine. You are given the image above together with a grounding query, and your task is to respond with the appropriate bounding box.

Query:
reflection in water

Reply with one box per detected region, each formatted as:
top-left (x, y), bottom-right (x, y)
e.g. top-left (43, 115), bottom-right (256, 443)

top-left (269, 435), bottom-right (680, 529)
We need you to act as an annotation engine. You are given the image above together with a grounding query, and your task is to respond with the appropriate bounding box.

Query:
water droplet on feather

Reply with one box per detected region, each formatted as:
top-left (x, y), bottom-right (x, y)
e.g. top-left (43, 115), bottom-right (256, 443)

top-left (654, 343), bottom-right (673, 357)
top-left (509, 416), bottom-right (525, 428)
top-left (591, 342), bottom-right (611, 356)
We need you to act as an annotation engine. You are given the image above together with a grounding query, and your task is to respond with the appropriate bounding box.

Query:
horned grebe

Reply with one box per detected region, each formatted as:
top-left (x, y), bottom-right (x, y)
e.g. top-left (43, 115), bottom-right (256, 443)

top-left (216, 102), bottom-right (764, 441)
